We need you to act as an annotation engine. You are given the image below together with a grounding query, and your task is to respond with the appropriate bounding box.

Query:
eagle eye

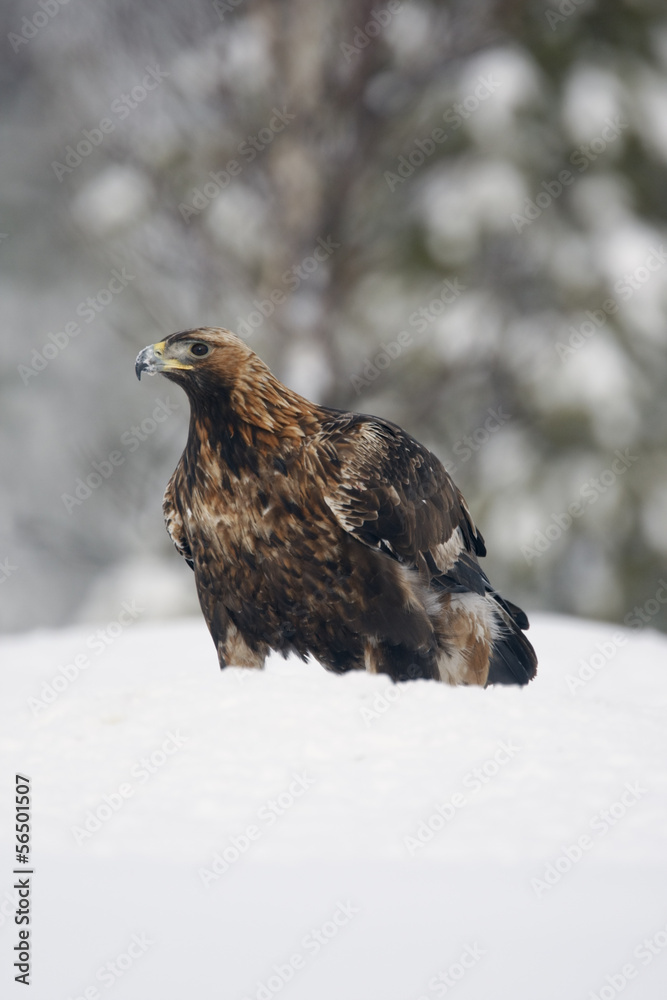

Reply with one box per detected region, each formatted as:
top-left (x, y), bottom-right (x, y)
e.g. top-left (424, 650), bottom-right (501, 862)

top-left (190, 343), bottom-right (209, 357)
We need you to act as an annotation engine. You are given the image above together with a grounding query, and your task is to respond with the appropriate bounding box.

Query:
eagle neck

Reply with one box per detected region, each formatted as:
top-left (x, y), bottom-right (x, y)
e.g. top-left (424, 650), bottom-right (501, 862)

top-left (183, 375), bottom-right (317, 481)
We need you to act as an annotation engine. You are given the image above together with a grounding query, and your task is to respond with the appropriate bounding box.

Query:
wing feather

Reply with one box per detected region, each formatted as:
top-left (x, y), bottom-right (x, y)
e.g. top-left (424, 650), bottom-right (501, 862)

top-left (163, 470), bottom-right (194, 570)
top-left (319, 413), bottom-right (486, 595)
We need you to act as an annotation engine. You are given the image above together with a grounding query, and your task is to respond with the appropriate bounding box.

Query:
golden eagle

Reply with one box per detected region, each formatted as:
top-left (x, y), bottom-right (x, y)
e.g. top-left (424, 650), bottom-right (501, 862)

top-left (136, 328), bottom-right (537, 686)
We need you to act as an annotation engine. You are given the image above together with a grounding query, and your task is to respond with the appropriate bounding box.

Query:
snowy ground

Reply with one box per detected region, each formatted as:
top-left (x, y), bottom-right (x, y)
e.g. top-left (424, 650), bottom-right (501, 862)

top-left (2, 612), bottom-right (667, 1000)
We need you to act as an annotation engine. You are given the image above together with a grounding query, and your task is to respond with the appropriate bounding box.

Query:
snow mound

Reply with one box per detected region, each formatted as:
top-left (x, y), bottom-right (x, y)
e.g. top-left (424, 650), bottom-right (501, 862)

top-left (2, 613), bottom-right (666, 999)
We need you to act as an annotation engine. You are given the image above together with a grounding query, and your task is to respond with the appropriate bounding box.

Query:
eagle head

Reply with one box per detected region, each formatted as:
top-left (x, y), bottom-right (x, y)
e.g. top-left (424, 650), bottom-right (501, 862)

top-left (136, 325), bottom-right (320, 438)
top-left (135, 327), bottom-right (254, 390)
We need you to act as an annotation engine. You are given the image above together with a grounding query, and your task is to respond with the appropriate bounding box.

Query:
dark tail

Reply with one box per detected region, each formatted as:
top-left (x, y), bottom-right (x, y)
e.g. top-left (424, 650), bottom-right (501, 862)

top-left (487, 597), bottom-right (538, 686)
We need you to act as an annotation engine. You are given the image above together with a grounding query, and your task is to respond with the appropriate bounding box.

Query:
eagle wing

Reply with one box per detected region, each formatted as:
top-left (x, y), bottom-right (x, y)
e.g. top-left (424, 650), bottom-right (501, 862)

top-left (318, 413), bottom-right (491, 599)
top-left (163, 468), bottom-right (233, 657)
top-left (163, 469), bottom-right (194, 570)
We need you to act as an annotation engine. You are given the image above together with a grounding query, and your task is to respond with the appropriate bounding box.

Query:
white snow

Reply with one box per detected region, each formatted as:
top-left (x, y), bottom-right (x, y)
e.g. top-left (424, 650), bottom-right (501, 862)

top-left (2, 612), bottom-right (666, 999)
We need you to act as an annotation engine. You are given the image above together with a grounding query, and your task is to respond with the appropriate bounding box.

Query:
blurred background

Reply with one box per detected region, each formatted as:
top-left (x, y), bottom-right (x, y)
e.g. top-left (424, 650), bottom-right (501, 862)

top-left (2, 0), bottom-right (666, 636)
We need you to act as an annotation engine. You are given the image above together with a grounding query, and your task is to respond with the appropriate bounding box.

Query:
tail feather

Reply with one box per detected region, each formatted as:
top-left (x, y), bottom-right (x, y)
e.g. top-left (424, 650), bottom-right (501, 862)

top-left (492, 595), bottom-right (530, 631)
top-left (486, 598), bottom-right (537, 686)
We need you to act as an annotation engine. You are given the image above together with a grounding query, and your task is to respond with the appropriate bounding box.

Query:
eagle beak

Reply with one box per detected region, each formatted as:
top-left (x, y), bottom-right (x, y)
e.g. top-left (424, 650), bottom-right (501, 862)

top-left (135, 341), bottom-right (194, 381)
top-left (135, 344), bottom-right (160, 380)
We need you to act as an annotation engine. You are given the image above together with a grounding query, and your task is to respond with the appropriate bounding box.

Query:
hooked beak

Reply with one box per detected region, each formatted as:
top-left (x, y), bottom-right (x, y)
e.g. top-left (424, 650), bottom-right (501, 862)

top-left (135, 340), bottom-right (193, 380)
top-left (135, 344), bottom-right (160, 380)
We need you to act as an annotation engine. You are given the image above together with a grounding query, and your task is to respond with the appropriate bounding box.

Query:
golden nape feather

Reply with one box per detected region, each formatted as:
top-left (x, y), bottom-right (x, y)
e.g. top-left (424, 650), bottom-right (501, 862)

top-left (135, 327), bottom-right (537, 686)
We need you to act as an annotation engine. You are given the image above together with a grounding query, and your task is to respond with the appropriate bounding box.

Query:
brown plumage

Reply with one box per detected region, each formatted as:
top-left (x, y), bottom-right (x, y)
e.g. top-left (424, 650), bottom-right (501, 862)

top-left (135, 327), bottom-right (537, 686)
